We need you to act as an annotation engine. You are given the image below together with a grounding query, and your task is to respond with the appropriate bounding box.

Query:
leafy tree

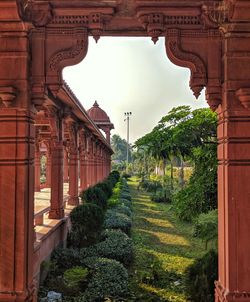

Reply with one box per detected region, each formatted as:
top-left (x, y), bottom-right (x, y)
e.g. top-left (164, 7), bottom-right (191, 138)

top-left (135, 106), bottom-right (218, 221)
top-left (111, 134), bottom-right (131, 163)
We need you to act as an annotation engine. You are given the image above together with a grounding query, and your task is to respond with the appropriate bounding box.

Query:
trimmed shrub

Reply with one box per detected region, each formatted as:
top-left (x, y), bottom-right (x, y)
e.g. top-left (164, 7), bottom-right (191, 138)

top-left (94, 182), bottom-right (113, 199)
top-left (120, 198), bottom-right (132, 209)
top-left (107, 171), bottom-right (120, 187)
top-left (103, 209), bottom-right (132, 235)
top-left (120, 191), bottom-right (131, 201)
top-left (193, 210), bottom-right (218, 249)
top-left (114, 204), bottom-right (132, 217)
top-left (95, 229), bottom-right (133, 266)
top-left (80, 230), bottom-right (133, 267)
top-left (63, 266), bottom-right (88, 294)
top-left (81, 186), bottom-right (107, 209)
top-left (185, 249), bottom-right (218, 302)
top-left (82, 258), bottom-right (129, 301)
top-left (51, 248), bottom-right (81, 275)
top-left (69, 203), bottom-right (104, 248)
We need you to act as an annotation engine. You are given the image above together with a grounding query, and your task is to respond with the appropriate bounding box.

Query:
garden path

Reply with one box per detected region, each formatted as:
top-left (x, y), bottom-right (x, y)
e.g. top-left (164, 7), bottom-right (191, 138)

top-left (128, 178), bottom-right (205, 302)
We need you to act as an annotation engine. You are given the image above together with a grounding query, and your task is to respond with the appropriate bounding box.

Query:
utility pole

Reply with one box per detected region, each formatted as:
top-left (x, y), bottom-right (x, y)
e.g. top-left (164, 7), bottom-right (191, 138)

top-left (124, 112), bottom-right (132, 173)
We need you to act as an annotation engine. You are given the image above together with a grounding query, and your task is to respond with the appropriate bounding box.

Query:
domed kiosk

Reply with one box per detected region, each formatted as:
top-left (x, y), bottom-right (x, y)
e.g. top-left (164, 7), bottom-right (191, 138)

top-left (87, 101), bottom-right (114, 144)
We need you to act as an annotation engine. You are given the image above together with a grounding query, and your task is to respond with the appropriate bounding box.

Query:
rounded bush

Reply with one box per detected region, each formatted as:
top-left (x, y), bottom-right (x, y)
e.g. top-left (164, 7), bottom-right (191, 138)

top-left (120, 192), bottom-right (131, 201)
top-left (95, 229), bottom-right (133, 266)
top-left (81, 186), bottom-right (107, 209)
top-left (114, 204), bottom-right (132, 217)
top-left (103, 209), bottom-right (132, 235)
top-left (82, 257), bottom-right (129, 301)
top-left (94, 182), bottom-right (113, 199)
top-left (185, 249), bottom-right (218, 302)
top-left (63, 266), bottom-right (88, 294)
top-left (120, 198), bottom-right (132, 209)
top-left (51, 248), bottom-right (81, 274)
top-left (69, 203), bottom-right (104, 248)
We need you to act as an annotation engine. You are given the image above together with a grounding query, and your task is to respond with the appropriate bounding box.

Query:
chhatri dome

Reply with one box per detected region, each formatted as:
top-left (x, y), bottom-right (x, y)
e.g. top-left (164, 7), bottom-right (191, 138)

top-left (87, 101), bottom-right (114, 143)
top-left (87, 101), bottom-right (111, 123)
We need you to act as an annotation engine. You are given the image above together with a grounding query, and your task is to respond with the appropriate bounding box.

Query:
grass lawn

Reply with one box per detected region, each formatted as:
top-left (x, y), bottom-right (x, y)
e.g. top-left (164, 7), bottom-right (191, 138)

top-left (128, 177), bottom-right (206, 302)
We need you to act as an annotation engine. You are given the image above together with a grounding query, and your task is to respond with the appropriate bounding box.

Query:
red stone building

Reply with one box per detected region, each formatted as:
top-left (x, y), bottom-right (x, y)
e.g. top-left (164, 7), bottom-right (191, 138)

top-left (1, 1), bottom-right (250, 301)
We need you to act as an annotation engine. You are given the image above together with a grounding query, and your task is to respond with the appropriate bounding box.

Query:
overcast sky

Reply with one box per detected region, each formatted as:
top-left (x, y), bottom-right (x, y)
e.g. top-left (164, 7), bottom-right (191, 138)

top-left (63, 37), bottom-right (207, 143)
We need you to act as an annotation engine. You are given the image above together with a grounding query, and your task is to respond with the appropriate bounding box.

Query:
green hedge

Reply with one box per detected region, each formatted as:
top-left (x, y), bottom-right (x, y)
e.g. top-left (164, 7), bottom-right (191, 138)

top-left (69, 203), bottom-right (104, 248)
top-left (103, 209), bottom-right (132, 235)
top-left (81, 257), bottom-right (129, 301)
top-left (185, 249), bottom-right (218, 302)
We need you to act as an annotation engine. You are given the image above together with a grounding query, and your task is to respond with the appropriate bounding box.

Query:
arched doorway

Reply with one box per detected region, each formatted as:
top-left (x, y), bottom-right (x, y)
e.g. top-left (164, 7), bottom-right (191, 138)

top-left (1, 1), bottom-right (250, 301)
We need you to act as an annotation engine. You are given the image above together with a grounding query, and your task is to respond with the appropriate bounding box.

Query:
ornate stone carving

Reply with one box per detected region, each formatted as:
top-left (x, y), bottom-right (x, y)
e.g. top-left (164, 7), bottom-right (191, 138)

top-left (46, 105), bottom-right (60, 141)
top-left (206, 93), bottom-right (222, 111)
top-left (0, 86), bottom-right (17, 107)
top-left (49, 40), bottom-right (86, 71)
top-left (201, 3), bottom-right (229, 27)
top-left (46, 28), bottom-right (88, 97)
top-left (16, 0), bottom-right (53, 26)
top-left (138, 13), bottom-right (166, 44)
top-left (165, 30), bottom-right (207, 98)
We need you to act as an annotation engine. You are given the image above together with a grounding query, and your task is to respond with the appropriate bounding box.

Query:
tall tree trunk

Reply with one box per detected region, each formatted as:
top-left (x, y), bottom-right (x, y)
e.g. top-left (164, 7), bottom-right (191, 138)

top-left (162, 158), bottom-right (166, 177)
top-left (170, 158), bottom-right (174, 189)
top-left (179, 157), bottom-right (185, 189)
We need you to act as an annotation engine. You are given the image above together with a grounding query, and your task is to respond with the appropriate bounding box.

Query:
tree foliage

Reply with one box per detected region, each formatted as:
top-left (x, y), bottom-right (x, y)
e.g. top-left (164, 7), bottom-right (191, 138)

top-left (111, 134), bottom-right (131, 162)
top-left (134, 106), bottom-right (218, 221)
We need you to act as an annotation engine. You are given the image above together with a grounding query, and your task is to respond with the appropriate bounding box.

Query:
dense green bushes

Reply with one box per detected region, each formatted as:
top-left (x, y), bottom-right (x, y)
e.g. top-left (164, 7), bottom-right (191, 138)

top-left (194, 209), bottom-right (218, 248)
top-left (81, 186), bottom-right (108, 210)
top-left (103, 209), bottom-right (132, 235)
top-left (139, 179), bottom-right (162, 192)
top-left (173, 145), bottom-right (217, 222)
top-left (80, 229), bottom-right (133, 267)
top-left (185, 249), bottom-right (218, 302)
top-left (151, 186), bottom-right (172, 203)
top-left (40, 173), bottom-right (134, 301)
top-left (69, 203), bottom-right (104, 248)
top-left (83, 258), bottom-right (129, 301)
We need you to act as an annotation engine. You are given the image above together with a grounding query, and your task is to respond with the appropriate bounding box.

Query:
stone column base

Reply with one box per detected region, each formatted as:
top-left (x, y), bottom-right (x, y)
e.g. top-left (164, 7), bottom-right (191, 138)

top-left (48, 208), bottom-right (64, 219)
top-left (68, 196), bottom-right (79, 206)
top-left (215, 281), bottom-right (250, 302)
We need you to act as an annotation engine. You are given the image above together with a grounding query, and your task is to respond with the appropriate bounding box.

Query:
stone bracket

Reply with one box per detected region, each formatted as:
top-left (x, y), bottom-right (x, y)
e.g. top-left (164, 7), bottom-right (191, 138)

top-left (165, 29), bottom-right (207, 99)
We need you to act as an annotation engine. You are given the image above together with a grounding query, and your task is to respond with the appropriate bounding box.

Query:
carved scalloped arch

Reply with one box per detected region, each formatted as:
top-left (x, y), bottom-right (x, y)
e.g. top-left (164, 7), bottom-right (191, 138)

top-left (165, 30), bottom-right (207, 98)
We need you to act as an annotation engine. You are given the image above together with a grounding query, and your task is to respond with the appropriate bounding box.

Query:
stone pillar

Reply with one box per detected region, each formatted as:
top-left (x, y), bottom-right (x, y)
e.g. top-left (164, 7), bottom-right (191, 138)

top-left (104, 129), bottom-right (111, 144)
top-left (79, 129), bottom-right (87, 191)
top-left (68, 147), bottom-right (79, 206)
top-left (46, 147), bottom-right (51, 187)
top-left (68, 121), bottom-right (79, 206)
top-left (48, 108), bottom-right (64, 219)
top-left (34, 143), bottom-right (41, 192)
top-left (215, 22), bottom-right (250, 302)
top-left (0, 10), bottom-right (35, 301)
top-left (93, 141), bottom-right (97, 185)
top-left (64, 149), bottom-right (69, 183)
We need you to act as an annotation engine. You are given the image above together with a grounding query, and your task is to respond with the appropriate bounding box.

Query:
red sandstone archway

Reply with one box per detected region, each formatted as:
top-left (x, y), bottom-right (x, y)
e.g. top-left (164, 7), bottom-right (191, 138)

top-left (1, 1), bottom-right (250, 301)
